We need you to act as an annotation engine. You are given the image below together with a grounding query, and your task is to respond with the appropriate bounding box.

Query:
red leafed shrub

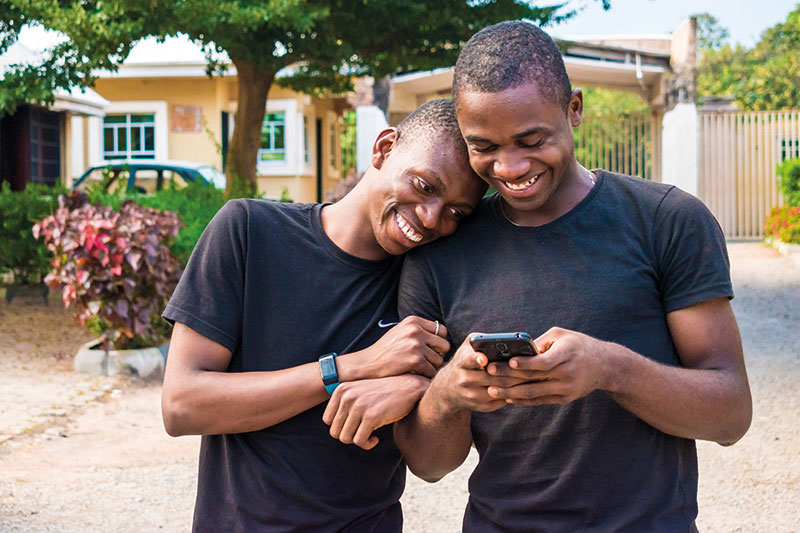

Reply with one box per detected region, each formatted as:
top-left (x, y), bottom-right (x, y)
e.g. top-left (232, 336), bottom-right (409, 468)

top-left (33, 191), bottom-right (183, 349)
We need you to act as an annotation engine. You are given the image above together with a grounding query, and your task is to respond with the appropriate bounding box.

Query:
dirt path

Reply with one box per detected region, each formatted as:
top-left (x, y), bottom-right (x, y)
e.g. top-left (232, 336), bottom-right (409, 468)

top-left (1, 242), bottom-right (798, 532)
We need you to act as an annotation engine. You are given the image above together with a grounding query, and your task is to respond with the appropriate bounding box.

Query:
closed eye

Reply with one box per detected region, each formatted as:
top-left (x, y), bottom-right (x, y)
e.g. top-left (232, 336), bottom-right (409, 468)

top-left (471, 144), bottom-right (497, 154)
top-left (518, 137), bottom-right (545, 149)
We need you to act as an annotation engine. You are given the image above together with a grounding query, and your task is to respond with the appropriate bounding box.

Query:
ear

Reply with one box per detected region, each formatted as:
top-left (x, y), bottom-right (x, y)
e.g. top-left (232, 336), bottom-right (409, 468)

top-left (371, 128), bottom-right (398, 170)
top-left (567, 88), bottom-right (583, 128)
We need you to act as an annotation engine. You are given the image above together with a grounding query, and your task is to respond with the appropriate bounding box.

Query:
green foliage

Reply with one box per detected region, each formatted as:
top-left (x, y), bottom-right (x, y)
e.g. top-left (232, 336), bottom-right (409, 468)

top-left (776, 157), bottom-right (800, 207)
top-left (0, 181), bottom-right (67, 285)
top-left (4, 1), bottom-right (610, 192)
top-left (764, 206), bottom-right (800, 244)
top-left (83, 177), bottom-right (226, 266)
top-left (581, 87), bottom-right (649, 116)
top-left (34, 193), bottom-right (183, 349)
top-left (134, 181), bottom-right (226, 265)
top-left (697, 5), bottom-right (800, 110)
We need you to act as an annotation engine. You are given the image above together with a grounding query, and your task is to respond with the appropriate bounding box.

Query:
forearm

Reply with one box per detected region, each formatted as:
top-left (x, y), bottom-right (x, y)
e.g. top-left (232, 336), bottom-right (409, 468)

top-left (394, 380), bottom-right (473, 483)
top-left (162, 362), bottom-right (329, 436)
top-left (603, 342), bottom-right (752, 445)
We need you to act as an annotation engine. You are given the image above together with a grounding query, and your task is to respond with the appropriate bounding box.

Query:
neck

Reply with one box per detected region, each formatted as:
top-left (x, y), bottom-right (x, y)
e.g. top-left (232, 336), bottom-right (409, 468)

top-left (503, 161), bottom-right (595, 227)
top-left (320, 181), bottom-right (389, 261)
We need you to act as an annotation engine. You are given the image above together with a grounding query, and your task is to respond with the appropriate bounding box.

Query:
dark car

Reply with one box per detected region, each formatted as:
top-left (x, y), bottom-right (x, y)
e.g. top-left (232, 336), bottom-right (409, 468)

top-left (72, 160), bottom-right (226, 193)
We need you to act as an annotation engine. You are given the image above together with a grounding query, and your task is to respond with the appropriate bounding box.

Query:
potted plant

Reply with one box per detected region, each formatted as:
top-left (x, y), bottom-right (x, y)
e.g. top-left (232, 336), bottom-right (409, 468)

top-left (33, 191), bottom-right (183, 378)
top-left (0, 182), bottom-right (66, 304)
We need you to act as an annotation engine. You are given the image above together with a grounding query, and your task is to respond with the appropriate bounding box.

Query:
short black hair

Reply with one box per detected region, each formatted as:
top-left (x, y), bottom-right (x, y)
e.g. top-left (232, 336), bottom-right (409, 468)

top-left (453, 21), bottom-right (572, 110)
top-left (396, 98), bottom-right (467, 160)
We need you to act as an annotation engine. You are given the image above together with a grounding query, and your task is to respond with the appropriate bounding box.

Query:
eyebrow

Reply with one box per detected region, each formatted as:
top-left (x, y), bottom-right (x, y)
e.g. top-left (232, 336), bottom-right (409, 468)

top-left (464, 127), bottom-right (546, 145)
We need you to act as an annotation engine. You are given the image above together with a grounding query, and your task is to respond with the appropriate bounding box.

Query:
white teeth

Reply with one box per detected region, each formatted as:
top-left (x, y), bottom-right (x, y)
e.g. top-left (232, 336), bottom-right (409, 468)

top-left (395, 213), bottom-right (423, 243)
top-left (505, 174), bottom-right (540, 191)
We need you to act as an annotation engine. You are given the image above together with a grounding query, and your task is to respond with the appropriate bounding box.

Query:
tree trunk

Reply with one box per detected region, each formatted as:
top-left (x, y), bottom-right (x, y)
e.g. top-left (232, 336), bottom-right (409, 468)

top-left (225, 59), bottom-right (277, 197)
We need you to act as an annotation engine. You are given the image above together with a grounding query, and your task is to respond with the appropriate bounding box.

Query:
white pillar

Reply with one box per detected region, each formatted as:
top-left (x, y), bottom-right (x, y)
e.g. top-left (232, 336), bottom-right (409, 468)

top-left (661, 102), bottom-right (699, 197)
top-left (69, 116), bottom-right (85, 185)
top-left (355, 105), bottom-right (389, 173)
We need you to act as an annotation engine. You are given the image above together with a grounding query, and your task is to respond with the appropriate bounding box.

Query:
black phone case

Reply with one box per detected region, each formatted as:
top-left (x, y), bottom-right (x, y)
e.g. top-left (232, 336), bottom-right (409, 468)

top-left (469, 332), bottom-right (536, 362)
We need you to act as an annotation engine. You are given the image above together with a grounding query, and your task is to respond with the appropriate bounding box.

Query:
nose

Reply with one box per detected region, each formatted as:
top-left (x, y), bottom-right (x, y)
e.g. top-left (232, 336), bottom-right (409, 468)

top-left (416, 200), bottom-right (445, 232)
top-left (493, 151), bottom-right (531, 181)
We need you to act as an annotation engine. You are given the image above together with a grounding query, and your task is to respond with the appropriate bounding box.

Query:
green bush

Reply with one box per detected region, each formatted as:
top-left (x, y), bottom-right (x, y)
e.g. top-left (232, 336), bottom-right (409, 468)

top-left (0, 181), bottom-right (68, 285)
top-left (764, 206), bottom-right (800, 244)
top-left (776, 157), bottom-right (800, 207)
top-left (134, 181), bottom-right (226, 264)
top-left (84, 178), bottom-right (226, 265)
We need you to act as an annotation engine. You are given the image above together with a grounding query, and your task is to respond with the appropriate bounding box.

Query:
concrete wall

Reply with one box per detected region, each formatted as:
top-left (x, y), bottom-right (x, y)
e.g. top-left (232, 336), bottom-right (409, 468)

top-left (661, 102), bottom-right (699, 196)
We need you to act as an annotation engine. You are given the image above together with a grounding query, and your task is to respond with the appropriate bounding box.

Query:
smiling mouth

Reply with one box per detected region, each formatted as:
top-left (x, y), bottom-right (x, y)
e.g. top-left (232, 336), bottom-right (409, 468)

top-left (501, 173), bottom-right (541, 192)
top-left (395, 212), bottom-right (423, 243)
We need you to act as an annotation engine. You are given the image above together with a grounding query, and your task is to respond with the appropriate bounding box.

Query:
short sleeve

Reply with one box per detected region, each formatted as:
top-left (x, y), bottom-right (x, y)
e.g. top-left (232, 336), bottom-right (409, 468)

top-left (162, 200), bottom-right (248, 352)
top-left (398, 251), bottom-right (444, 323)
top-left (654, 187), bottom-right (733, 314)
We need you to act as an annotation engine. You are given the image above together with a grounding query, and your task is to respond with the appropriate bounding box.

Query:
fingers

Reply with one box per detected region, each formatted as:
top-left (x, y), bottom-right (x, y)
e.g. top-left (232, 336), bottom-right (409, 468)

top-left (410, 316), bottom-right (449, 340)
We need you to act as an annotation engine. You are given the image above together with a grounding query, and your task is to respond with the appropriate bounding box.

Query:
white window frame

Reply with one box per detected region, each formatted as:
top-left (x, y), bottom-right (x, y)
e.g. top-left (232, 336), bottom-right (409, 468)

top-left (88, 101), bottom-right (168, 166)
top-left (256, 99), bottom-right (303, 176)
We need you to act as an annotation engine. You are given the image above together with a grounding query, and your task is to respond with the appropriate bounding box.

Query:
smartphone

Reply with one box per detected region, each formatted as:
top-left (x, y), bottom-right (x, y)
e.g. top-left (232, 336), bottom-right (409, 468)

top-left (468, 332), bottom-right (538, 362)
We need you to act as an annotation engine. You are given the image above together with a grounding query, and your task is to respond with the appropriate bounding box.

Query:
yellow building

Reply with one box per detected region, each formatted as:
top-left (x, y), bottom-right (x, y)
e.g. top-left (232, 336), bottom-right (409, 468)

top-left (73, 35), bottom-right (348, 202)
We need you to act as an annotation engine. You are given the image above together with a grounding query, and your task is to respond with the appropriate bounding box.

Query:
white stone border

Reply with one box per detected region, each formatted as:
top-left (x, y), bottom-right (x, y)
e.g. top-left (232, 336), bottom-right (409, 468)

top-left (765, 237), bottom-right (800, 269)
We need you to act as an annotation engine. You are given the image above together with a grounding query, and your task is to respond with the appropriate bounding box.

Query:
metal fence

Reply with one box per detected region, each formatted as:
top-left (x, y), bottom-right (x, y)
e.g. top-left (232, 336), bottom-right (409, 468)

top-left (575, 113), bottom-right (661, 182)
top-left (699, 110), bottom-right (800, 239)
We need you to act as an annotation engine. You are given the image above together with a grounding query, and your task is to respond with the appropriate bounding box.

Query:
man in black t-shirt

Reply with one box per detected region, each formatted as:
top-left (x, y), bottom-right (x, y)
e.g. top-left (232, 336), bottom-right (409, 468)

top-left (161, 99), bottom-right (486, 531)
top-left (395, 22), bottom-right (753, 531)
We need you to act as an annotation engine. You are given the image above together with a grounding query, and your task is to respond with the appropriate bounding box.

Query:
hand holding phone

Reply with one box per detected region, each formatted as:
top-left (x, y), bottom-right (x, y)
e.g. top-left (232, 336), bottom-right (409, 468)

top-left (468, 332), bottom-right (538, 363)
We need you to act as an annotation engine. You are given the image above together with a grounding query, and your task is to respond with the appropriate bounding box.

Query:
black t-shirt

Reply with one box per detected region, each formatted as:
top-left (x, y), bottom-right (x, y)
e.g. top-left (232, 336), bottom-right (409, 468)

top-left (164, 200), bottom-right (405, 532)
top-left (399, 170), bottom-right (733, 532)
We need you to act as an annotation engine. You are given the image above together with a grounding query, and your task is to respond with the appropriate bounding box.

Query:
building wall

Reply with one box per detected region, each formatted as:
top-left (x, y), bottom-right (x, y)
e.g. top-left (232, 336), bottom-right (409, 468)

top-left (88, 77), bottom-right (345, 203)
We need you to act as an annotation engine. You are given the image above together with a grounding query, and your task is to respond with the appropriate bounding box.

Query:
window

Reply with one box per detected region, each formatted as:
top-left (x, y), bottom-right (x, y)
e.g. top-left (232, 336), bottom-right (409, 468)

top-left (329, 121), bottom-right (337, 168)
top-left (103, 114), bottom-right (156, 160)
top-left (259, 111), bottom-right (286, 162)
top-left (303, 115), bottom-right (309, 164)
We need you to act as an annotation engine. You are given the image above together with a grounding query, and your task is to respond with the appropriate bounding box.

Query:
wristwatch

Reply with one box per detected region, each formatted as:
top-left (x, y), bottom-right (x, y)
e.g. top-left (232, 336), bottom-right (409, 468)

top-left (318, 353), bottom-right (340, 395)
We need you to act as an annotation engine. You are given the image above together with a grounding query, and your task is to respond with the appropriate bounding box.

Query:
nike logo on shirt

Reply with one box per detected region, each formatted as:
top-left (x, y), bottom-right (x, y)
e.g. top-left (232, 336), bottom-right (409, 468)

top-left (378, 320), bottom-right (399, 328)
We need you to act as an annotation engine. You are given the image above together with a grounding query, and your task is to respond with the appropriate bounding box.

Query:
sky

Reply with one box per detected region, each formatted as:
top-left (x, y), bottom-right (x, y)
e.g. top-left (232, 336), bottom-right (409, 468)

top-left (548, 0), bottom-right (798, 47)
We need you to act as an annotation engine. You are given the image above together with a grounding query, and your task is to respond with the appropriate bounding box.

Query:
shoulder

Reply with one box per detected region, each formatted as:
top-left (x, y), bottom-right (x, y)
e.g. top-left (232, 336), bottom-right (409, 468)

top-left (406, 195), bottom-right (495, 263)
top-left (595, 170), bottom-right (676, 210)
top-left (216, 199), bottom-right (315, 231)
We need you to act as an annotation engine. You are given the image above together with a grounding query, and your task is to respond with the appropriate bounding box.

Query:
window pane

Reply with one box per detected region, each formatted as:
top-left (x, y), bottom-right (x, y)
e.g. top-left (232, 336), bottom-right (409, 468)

top-left (274, 125), bottom-right (284, 149)
top-left (130, 114), bottom-right (155, 123)
top-left (104, 128), bottom-right (114, 152)
top-left (144, 127), bottom-right (154, 151)
top-left (131, 127), bottom-right (141, 151)
top-left (104, 115), bottom-right (126, 124)
top-left (260, 151), bottom-right (284, 161)
top-left (117, 129), bottom-right (127, 151)
top-left (266, 112), bottom-right (285, 122)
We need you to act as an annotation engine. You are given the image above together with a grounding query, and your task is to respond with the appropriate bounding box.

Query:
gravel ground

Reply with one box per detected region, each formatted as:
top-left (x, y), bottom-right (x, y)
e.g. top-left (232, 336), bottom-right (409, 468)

top-left (0, 242), bottom-right (797, 532)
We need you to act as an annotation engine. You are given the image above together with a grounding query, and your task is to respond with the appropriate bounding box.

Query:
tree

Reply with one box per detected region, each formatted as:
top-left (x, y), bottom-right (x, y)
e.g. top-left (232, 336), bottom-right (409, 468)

top-left (697, 6), bottom-right (800, 111)
top-left (2, 0), bottom-right (610, 196)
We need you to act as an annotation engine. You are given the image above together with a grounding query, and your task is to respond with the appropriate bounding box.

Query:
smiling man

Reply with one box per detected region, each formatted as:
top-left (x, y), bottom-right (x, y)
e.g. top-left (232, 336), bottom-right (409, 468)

top-left (396, 22), bottom-right (753, 532)
top-left (160, 98), bottom-right (485, 532)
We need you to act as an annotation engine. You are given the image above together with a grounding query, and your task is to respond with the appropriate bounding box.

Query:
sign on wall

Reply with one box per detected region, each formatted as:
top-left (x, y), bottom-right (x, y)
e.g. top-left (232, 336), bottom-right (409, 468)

top-left (170, 105), bottom-right (202, 133)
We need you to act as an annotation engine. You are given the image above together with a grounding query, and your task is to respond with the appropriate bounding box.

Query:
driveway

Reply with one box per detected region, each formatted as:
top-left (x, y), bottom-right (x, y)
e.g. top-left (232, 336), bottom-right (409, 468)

top-left (0, 242), bottom-right (797, 532)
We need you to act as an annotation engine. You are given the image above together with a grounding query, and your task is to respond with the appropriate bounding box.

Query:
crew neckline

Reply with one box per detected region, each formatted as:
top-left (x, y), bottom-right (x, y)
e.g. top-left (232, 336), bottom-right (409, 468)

top-left (487, 170), bottom-right (606, 233)
top-left (309, 203), bottom-right (398, 271)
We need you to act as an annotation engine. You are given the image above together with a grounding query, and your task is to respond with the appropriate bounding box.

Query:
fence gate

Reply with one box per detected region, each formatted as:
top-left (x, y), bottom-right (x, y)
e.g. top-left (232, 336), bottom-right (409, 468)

top-left (699, 110), bottom-right (800, 239)
top-left (575, 114), bottom-right (661, 182)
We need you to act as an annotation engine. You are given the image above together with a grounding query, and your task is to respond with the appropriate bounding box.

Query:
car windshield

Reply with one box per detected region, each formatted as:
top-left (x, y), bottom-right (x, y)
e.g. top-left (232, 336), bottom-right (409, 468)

top-left (196, 165), bottom-right (226, 189)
